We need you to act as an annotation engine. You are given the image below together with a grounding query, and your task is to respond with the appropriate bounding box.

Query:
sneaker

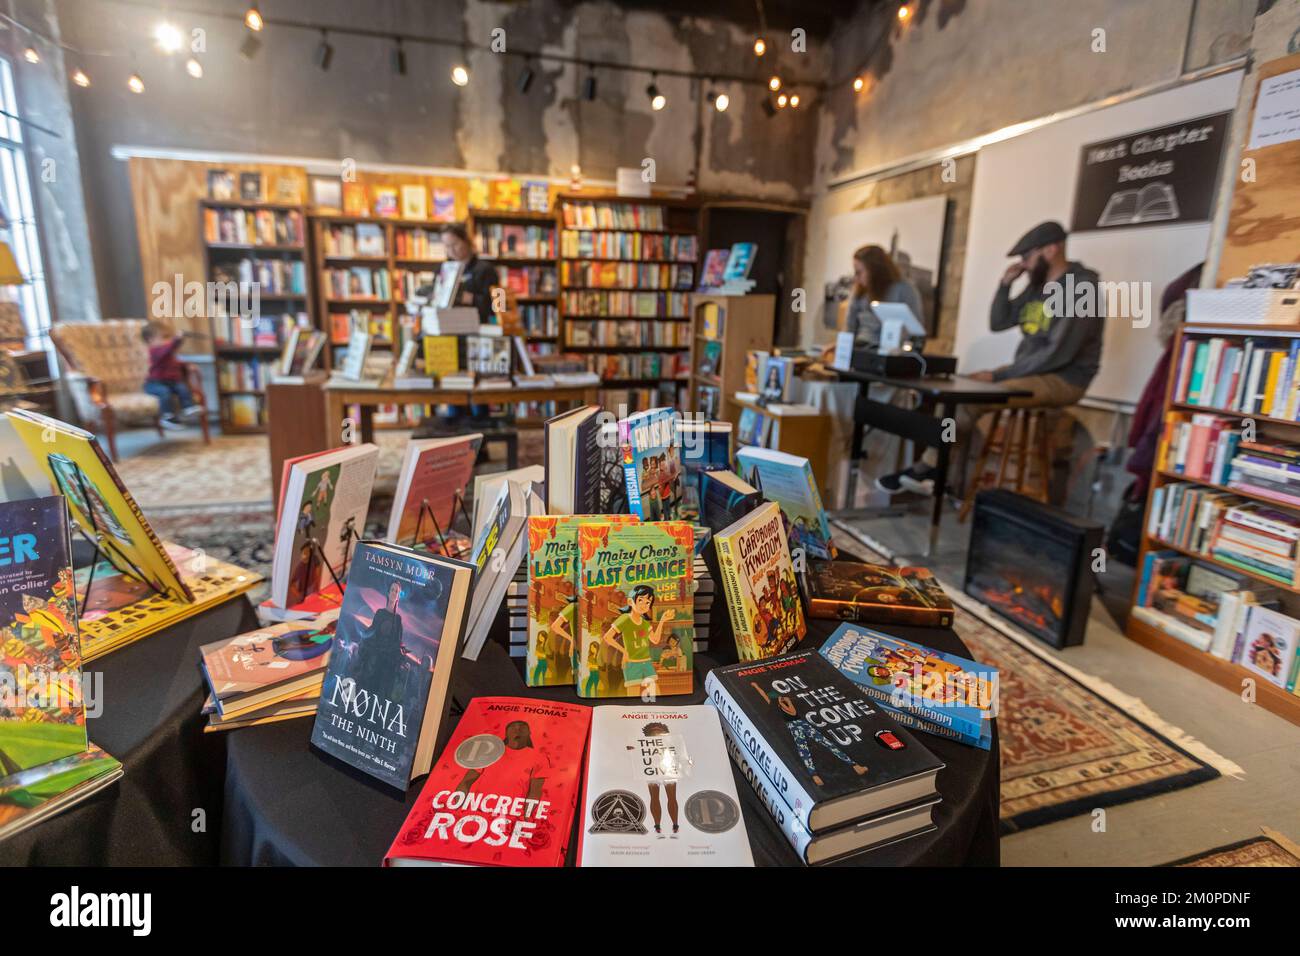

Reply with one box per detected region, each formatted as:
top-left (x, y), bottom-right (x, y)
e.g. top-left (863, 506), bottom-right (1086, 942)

top-left (875, 470), bottom-right (908, 495)
top-left (160, 416), bottom-right (187, 431)
top-left (180, 404), bottom-right (203, 422)
top-left (898, 464), bottom-right (937, 496)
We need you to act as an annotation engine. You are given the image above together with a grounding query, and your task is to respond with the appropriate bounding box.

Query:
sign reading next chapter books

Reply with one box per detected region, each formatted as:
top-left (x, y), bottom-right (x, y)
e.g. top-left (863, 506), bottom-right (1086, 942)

top-left (1069, 111), bottom-right (1230, 233)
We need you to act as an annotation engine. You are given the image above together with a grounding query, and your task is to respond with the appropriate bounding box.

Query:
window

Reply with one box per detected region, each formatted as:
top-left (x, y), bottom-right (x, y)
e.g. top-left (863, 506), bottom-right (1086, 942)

top-left (0, 54), bottom-right (53, 352)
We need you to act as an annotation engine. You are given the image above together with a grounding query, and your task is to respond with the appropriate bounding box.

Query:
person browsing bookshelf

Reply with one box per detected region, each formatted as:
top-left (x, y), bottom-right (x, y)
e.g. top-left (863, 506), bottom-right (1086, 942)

top-left (877, 220), bottom-right (1104, 496)
top-left (142, 322), bottom-right (202, 430)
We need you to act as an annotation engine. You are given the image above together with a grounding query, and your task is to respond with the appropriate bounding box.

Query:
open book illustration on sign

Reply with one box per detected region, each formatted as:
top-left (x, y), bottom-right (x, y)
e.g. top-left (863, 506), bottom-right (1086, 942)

top-left (1096, 182), bottom-right (1179, 227)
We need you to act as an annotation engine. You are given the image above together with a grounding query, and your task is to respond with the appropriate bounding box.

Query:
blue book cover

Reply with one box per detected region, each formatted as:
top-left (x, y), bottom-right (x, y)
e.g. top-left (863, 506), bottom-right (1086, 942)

top-left (619, 407), bottom-right (684, 521)
top-left (818, 623), bottom-right (996, 745)
top-left (736, 446), bottom-right (833, 560)
top-left (310, 541), bottom-right (474, 789)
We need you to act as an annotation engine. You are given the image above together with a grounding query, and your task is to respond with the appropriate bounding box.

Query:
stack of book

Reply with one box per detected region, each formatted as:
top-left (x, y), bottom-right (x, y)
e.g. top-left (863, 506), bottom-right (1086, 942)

top-left (1226, 440), bottom-right (1300, 506)
top-left (1212, 502), bottom-right (1300, 583)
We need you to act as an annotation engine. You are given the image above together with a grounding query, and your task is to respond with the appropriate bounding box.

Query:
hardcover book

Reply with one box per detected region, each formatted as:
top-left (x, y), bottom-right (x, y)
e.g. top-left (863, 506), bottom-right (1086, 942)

top-left (578, 705), bottom-right (753, 866)
top-left (619, 407), bottom-right (684, 521)
top-left (706, 650), bottom-right (944, 832)
top-left (819, 623), bottom-right (995, 749)
top-left (576, 521), bottom-right (695, 698)
top-left (714, 501), bottom-right (806, 661)
top-left (0, 743), bottom-right (122, 843)
top-left (271, 443), bottom-right (379, 608)
top-left (736, 446), bottom-right (834, 560)
top-left (385, 697), bottom-right (591, 867)
top-left (802, 560), bottom-right (954, 627)
top-left (386, 434), bottom-right (481, 553)
top-left (544, 405), bottom-right (603, 515)
top-left (199, 610), bottom-right (339, 719)
top-left (309, 542), bottom-right (474, 789)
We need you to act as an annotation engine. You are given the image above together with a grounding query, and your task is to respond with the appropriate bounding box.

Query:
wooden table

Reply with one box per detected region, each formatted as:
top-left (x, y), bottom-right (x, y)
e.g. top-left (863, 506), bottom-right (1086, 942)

top-left (322, 378), bottom-right (600, 446)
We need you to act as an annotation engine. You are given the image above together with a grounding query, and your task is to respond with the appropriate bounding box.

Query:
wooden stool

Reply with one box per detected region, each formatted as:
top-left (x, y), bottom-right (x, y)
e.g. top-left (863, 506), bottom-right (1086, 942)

top-left (959, 407), bottom-right (1052, 521)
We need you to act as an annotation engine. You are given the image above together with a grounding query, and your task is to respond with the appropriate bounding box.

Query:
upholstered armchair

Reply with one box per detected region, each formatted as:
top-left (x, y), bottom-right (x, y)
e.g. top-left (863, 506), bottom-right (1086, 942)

top-left (50, 319), bottom-right (210, 461)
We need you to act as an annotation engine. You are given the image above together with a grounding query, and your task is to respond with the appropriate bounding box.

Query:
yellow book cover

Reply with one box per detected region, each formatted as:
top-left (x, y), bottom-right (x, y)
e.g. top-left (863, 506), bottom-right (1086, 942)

top-left (713, 500), bottom-right (805, 661)
top-left (400, 184), bottom-right (427, 220)
top-left (422, 335), bottom-right (460, 380)
top-left (6, 410), bottom-right (192, 604)
top-left (1264, 352), bottom-right (1285, 417)
top-left (491, 178), bottom-right (522, 211)
top-left (467, 178), bottom-right (490, 210)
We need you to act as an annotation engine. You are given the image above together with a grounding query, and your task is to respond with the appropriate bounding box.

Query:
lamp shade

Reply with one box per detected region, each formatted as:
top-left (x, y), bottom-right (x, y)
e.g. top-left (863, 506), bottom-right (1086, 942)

top-left (0, 241), bottom-right (25, 285)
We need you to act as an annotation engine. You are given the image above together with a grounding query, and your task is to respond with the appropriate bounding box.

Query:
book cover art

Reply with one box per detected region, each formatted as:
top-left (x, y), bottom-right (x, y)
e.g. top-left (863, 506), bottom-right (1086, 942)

top-left (342, 182), bottom-right (369, 217)
top-left (678, 420), bottom-right (731, 519)
top-left (7, 410), bottom-right (193, 604)
top-left (714, 501), bottom-right (806, 661)
top-left (724, 243), bottom-right (756, 281)
top-left (525, 516), bottom-right (581, 687)
top-left (698, 251), bottom-right (730, 290)
top-left (736, 447), bottom-right (834, 560)
top-left (385, 697), bottom-right (592, 867)
top-left (803, 560), bottom-right (954, 627)
top-left (310, 542), bottom-right (474, 789)
top-left (0, 742), bottom-right (121, 841)
top-left (576, 521), bottom-right (695, 699)
top-left (578, 705), bottom-right (754, 866)
top-left (1239, 606), bottom-right (1300, 689)
top-left (199, 610), bottom-right (338, 704)
top-left (432, 188), bottom-right (457, 222)
top-left (818, 623), bottom-right (996, 746)
top-left (386, 435), bottom-right (481, 552)
top-left (706, 650), bottom-right (943, 831)
top-left (620, 408), bottom-right (684, 521)
top-left (0, 496), bottom-right (86, 780)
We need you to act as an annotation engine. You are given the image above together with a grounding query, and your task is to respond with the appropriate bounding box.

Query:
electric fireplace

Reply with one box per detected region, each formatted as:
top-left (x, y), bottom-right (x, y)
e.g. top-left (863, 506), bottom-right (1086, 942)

top-left (963, 489), bottom-right (1103, 649)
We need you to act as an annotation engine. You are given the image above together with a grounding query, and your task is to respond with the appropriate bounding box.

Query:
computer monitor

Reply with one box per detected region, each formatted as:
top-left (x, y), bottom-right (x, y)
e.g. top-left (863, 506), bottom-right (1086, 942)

top-left (874, 302), bottom-right (927, 354)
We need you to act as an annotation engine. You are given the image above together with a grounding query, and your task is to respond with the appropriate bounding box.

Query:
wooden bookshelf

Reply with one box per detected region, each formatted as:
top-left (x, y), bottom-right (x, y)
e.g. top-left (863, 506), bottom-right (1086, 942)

top-left (1129, 320), bottom-right (1300, 726)
top-left (556, 193), bottom-right (700, 414)
top-left (200, 198), bottom-right (311, 434)
top-left (469, 208), bottom-right (560, 360)
top-left (688, 294), bottom-right (775, 428)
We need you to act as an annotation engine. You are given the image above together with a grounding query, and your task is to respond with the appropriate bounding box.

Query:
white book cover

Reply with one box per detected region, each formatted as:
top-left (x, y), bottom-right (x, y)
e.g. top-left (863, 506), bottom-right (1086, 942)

top-left (270, 444), bottom-right (379, 607)
top-left (579, 704), bottom-right (754, 867)
top-left (1238, 605), bottom-right (1300, 688)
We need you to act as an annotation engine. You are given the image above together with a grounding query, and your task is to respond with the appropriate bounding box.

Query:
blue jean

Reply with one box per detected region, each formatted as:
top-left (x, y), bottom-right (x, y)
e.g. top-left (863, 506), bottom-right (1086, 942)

top-left (145, 379), bottom-right (194, 416)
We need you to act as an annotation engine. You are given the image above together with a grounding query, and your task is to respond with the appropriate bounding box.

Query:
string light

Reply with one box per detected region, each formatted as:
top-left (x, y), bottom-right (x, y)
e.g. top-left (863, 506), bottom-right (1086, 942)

top-left (768, 75), bottom-right (781, 92)
top-left (707, 88), bottom-right (729, 112)
top-left (646, 73), bottom-right (666, 111)
top-left (789, 92), bottom-right (800, 108)
top-left (22, 47), bottom-right (39, 64)
top-left (898, 3), bottom-right (911, 20)
top-left (753, 37), bottom-right (766, 56)
top-left (853, 75), bottom-right (864, 92)
top-left (776, 92), bottom-right (787, 108)
top-left (127, 72), bottom-right (145, 93)
top-left (186, 57), bottom-right (203, 78)
top-left (153, 22), bottom-right (184, 54)
top-left (245, 4), bottom-right (264, 31)
top-left (72, 68), bottom-right (91, 87)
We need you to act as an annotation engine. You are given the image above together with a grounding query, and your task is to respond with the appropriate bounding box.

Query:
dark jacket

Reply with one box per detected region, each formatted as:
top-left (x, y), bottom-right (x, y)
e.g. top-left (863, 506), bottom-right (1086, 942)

top-left (459, 256), bottom-right (499, 322)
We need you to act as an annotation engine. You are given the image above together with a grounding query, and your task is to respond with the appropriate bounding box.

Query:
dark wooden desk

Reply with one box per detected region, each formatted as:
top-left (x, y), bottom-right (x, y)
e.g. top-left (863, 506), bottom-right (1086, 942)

top-left (828, 366), bottom-right (1032, 555)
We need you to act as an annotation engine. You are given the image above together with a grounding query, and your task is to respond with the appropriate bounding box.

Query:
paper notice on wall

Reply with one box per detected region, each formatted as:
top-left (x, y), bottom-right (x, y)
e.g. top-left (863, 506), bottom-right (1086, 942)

top-left (1248, 68), bottom-right (1300, 150)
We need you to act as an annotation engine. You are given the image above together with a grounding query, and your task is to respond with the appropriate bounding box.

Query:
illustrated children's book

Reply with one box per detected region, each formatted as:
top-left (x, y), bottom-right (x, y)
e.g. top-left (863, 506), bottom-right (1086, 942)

top-left (714, 501), bottom-right (806, 661)
top-left (802, 560), bottom-right (954, 627)
top-left (706, 650), bottom-right (943, 832)
top-left (577, 705), bottom-right (754, 866)
top-left (310, 541), bottom-right (474, 789)
top-left (199, 609), bottom-right (339, 720)
top-left (384, 697), bottom-right (592, 866)
top-left (576, 521), bottom-right (695, 699)
top-left (271, 443), bottom-right (379, 609)
top-left (1238, 605), bottom-right (1300, 690)
top-left (620, 407), bottom-right (684, 521)
top-left (819, 623), bottom-right (996, 749)
top-left (0, 742), bottom-right (122, 842)
top-left (386, 434), bottom-right (481, 554)
top-left (736, 446), bottom-right (834, 560)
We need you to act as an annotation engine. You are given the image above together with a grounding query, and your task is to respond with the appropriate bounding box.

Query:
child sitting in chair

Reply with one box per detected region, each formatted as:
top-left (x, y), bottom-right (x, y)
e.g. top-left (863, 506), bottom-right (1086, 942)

top-left (142, 323), bottom-right (202, 429)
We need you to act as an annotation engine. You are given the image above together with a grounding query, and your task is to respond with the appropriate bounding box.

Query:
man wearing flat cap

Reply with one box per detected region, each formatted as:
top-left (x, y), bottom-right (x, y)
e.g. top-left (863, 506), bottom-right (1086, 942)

top-left (877, 220), bottom-right (1102, 496)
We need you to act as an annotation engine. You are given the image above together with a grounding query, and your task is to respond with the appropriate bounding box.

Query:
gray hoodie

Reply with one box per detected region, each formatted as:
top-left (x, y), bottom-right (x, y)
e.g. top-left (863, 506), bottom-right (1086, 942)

top-left (990, 261), bottom-right (1103, 388)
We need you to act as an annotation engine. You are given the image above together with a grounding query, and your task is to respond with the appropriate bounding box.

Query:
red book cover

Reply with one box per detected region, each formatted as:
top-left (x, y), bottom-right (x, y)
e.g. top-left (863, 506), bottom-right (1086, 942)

top-left (383, 697), bottom-right (592, 867)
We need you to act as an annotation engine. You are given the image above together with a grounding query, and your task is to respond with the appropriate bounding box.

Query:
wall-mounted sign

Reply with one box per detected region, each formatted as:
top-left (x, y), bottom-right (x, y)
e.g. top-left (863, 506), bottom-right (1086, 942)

top-left (1070, 111), bottom-right (1230, 233)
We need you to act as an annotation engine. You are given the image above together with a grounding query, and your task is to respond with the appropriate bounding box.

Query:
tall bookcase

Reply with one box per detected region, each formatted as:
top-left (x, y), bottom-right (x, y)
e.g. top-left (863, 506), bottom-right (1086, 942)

top-left (200, 198), bottom-right (311, 434)
top-left (557, 194), bottom-right (700, 414)
top-left (688, 294), bottom-right (775, 429)
top-left (1128, 320), bottom-right (1300, 726)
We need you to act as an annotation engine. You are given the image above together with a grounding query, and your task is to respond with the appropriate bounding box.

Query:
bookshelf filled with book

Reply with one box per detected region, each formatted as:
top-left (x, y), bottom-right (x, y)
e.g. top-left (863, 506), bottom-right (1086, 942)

top-left (557, 194), bottom-right (700, 414)
top-left (200, 198), bottom-right (312, 434)
top-left (1129, 321), bottom-right (1300, 726)
top-left (469, 209), bottom-right (560, 359)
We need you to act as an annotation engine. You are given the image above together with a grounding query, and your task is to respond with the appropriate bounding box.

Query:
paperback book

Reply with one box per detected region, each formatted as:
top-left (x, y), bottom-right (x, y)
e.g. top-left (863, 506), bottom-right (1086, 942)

top-left (736, 446), bottom-right (834, 560)
top-left (386, 434), bottom-right (481, 554)
top-left (385, 697), bottom-right (592, 867)
top-left (310, 541), bottom-right (474, 789)
top-left (0, 743), bottom-right (122, 843)
top-left (802, 560), bottom-right (954, 627)
top-left (578, 705), bottom-right (753, 866)
top-left (576, 521), bottom-right (695, 699)
top-left (706, 650), bottom-right (943, 832)
top-left (620, 407), bottom-right (684, 521)
top-left (713, 500), bottom-right (806, 661)
top-left (199, 610), bottom-right (339, 720)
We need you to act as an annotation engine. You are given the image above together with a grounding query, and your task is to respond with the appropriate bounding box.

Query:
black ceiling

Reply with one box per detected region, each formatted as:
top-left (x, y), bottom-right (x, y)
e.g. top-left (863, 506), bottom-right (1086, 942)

top-left (554, 0), bottom-right (871, 37)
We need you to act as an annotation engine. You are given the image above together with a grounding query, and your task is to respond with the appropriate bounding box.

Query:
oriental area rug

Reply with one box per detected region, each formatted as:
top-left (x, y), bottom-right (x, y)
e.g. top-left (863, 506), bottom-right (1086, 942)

top-left (832, 519), bottom-right (1227, 834)
top-left (1165, 828), bottom-right (1300, 867)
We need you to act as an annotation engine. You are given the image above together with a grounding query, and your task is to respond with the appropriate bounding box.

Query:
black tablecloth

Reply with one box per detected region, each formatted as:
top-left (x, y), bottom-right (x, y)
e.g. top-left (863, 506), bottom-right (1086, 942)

top-left (0, 597), bottom-right (259, 865)
top-left (222, 616), bottom-right (1000, 867)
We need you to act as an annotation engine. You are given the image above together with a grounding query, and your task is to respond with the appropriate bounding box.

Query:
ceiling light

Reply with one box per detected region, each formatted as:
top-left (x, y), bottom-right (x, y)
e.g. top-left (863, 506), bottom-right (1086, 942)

top-left (154, 22), bottom-right (184, 55)
top-left (707, 87), bottom-right (729, 112)
top-left (776, 92), bottom-right (787, 108)
top-left (853, 75), bottom-right (864, 92)
top-left (72, 68), bottom-right (91, 87)
top-left (392, 38), bottom-right (406, 76)
top-left (517, 60), bottom-right (534, 93)
top-left (789, 93), bottom-right (800, 108)
top-left (753, 37), bottom-right (766, 56)
top-left (245, 4), bottom-right (264, 31)
top-left (646, 75), bottom-right (665, 111)
top-left (127, 72), bottom-right (145, 94)
top-left (315, 30), bottom-right (333, 71)
top-left (22, 47), bottom-right (39, 64)
top-left (768, 75), bottom-right (781, 91)
top-left (186, 57), bottom-right (203, 78)
top-left (451, 63), bottom-right (469, 86)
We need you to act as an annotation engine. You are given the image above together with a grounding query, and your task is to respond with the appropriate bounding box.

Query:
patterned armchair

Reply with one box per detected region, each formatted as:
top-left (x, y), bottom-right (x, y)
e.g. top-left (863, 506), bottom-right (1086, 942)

top-left (50, 319), bottom-right (210, 461)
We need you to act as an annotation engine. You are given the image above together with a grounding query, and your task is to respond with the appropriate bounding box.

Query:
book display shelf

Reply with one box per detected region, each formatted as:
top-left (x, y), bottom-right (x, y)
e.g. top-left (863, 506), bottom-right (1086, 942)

top-left (557, 193), bottom-right (700, 414)
top-left (200, 198), bottom-right (311, 434)
top-left (1129, 320), bottom-right (1300, 726)
top-left (689, 293), bottom-right (775, 429)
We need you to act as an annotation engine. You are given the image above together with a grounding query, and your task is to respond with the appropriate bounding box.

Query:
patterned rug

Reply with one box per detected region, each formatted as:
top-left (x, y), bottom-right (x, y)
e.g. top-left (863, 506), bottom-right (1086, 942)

top-left (832, 519), bottom-right (1225, 833)
top-left (1166, 828), bottom-right (1300, 867)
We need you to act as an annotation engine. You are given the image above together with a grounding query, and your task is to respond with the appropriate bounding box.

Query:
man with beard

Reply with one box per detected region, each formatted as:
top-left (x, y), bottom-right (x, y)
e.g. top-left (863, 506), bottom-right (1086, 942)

top-left (877, 220), bottom-right (1102, 496)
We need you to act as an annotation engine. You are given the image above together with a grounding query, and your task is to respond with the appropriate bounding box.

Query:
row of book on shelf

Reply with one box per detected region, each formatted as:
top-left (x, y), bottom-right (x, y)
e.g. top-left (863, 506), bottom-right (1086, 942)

top-left (560, 261), bottom-right (694, 290)
top-left (561, 289), bottom-right (691, 318)
top-left (1175, 335), bottom-right (1300, 420)
top-left (560, 229), bottom-right (697, 261)
top-left (566, 318), bottom-right (690, 347)
top-left (211, 258), bottom-right (307, 297)
top-left (204, 207), bottom-right (305, 247)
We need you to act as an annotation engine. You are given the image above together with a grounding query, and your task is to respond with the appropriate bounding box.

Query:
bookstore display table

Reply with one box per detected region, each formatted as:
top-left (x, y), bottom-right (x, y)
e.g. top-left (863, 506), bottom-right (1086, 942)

top-left (0, 597), bottom-right (260, 866)
top-left (219, 619), bottom-right (999, 867)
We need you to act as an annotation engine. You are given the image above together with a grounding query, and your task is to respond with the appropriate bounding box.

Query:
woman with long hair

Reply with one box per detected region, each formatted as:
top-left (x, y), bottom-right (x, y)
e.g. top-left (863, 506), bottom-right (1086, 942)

top-left (839, 244), bottom-right (924, 351)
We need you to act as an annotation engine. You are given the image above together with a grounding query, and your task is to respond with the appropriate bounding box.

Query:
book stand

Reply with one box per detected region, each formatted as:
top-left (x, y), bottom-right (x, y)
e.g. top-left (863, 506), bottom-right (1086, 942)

top-left (410, 490), bottom-right (472, 554)
top-left (61, 469), bottom-right (164, 617)
top-left (297, 518), bottom-right (363, 596)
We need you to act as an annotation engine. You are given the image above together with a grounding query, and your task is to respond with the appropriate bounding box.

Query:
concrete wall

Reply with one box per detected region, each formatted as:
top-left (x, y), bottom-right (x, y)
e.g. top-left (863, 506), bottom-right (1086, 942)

top-left (54, 0), bottom-right (822, 317)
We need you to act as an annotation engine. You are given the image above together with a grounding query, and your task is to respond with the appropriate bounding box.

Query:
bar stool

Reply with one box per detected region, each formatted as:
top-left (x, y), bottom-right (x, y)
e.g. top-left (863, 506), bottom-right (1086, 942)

top-left (959, 407), bottom-right (1052, 521)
